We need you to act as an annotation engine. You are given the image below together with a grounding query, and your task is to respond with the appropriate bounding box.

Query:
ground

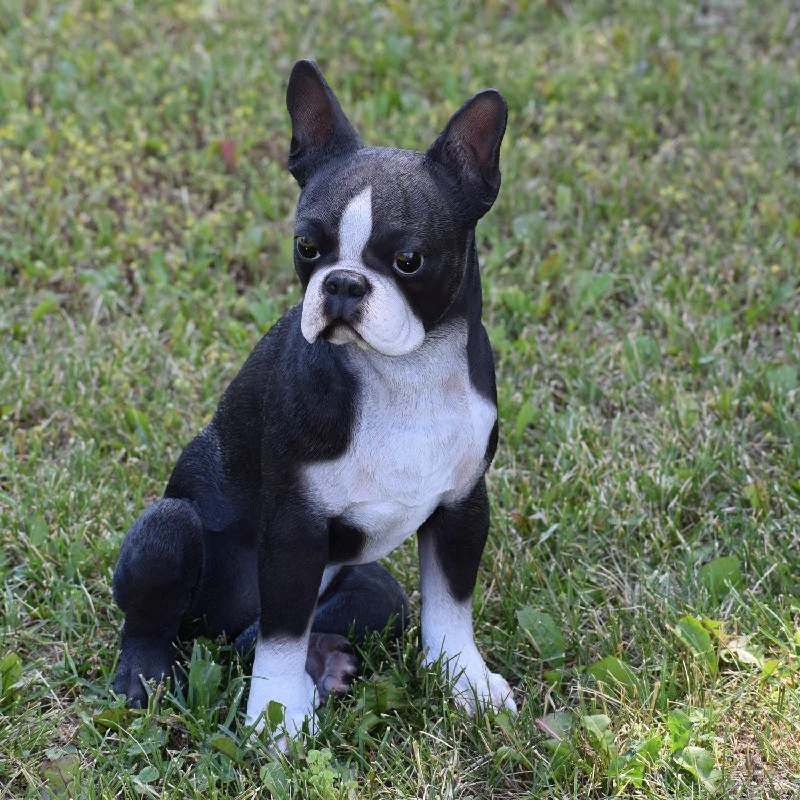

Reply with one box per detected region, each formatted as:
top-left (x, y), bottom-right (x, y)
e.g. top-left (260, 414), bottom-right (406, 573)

top-left (1, 0), bottom-right (799, 797)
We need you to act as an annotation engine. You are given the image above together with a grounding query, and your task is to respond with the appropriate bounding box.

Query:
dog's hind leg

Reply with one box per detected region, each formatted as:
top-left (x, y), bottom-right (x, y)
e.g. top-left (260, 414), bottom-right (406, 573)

top-left (112, 498), bottom-right (204, 707)
top-left (234, 562), bottom-right (409, 702)
top-left (312, 562), bottom-right (410, 641)
top-left (309, 562), bottom-right (410, 698)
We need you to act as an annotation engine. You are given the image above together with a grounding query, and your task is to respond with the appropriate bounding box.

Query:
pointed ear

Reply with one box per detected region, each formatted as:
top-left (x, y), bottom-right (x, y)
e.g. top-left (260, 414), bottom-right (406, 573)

top-left (425, 89), bottom-right (508, 221)
top-left (286, 60), bottom-right (363, 187)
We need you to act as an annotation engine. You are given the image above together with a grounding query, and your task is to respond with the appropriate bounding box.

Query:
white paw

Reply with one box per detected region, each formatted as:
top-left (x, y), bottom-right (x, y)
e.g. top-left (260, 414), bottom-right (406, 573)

top-left (246, 671), bottom-right (318, 751)
top-left (268, 704), bottom-right (319, 753)
top-left (452, 668), bottom-right (517, 716)
top-left (424, 647), bottom-right (518, 716)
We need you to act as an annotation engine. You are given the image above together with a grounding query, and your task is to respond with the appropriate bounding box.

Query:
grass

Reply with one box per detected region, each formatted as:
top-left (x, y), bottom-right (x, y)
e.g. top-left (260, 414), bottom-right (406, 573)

top-left (1, 0), bottom-right (798, 796)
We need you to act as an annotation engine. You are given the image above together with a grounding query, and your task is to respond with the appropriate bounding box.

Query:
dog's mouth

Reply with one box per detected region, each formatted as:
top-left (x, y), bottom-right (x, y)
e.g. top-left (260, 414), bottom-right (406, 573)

top-left (320, 321), bottom-right (367, 347)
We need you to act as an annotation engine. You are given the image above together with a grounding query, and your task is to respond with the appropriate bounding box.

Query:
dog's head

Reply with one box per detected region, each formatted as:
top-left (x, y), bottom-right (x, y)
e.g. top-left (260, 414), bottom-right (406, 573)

top-left (287, 60), bottom-right (507, 357)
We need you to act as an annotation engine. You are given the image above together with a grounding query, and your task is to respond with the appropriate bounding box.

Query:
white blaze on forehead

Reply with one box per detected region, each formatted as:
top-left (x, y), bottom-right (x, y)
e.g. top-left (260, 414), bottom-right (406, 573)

top-left (339, 186), bottom-right (373, 261)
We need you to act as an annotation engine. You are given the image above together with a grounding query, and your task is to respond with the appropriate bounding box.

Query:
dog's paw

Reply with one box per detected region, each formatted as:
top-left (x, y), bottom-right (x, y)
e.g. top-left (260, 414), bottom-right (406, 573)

top-left (423, 646), bottom-right (517, 717)
top-left (113, 636), bottom-right (175, 708)
top-left (453, 668), bottom-right (517, 716)
top-left (270, 702), bottom-right (319, 753)
top-left (245, 670), bottom-right (318, 752)
top-left (305, 632), bottom-right (359, 702)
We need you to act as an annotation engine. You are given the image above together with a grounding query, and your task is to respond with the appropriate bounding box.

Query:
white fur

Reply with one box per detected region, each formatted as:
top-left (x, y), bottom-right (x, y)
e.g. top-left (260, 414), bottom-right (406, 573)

top-left (245, 633), bottom-right (318, 749)
top-left (303, 323), bottom-right (496, 562)
top-left (419, 534), bottom-right (517, 715)
top-left (245, 565), bottom-right (341, 749)
top-left (299, 186), bottom-right (425, 357)
top-left (338, 185), bottom-right (372, 262)
top-left (318, 564), bottom-right (341, 595)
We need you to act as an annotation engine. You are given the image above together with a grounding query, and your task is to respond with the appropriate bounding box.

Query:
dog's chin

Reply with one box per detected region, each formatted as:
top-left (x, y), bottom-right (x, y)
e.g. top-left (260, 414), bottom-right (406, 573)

top-left (314, 321), bottom-right (425, 357)
top-left (321, 321), bottom-right (369, 349)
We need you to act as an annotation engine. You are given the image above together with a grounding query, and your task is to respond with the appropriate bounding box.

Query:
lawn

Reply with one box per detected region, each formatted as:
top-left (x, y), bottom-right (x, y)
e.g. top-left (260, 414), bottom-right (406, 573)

top-left (1, 0), bottom-right (799, 797)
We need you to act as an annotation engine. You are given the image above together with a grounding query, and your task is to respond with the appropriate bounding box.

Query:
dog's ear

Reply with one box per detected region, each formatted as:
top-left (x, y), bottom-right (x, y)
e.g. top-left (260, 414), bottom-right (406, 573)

top-left (425, 89), bottom-right (508, 221)
top-left (286, 60), bottom-right (363, 187)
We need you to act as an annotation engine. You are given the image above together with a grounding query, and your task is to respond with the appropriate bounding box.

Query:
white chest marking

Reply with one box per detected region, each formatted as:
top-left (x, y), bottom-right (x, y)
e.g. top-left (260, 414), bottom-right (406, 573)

top-left (304, 326), bottom-right (496, 563)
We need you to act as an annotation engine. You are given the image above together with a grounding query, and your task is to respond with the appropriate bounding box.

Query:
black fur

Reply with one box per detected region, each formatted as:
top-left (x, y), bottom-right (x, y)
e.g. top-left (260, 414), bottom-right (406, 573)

top-left (328, 517), bottom-right (366, 564)
top-left (286, 60), bottom-right (363, 188)
top-left (426, 89), bottom-right (508, 223)
top-left (418, 478), bottom-right (491, 605)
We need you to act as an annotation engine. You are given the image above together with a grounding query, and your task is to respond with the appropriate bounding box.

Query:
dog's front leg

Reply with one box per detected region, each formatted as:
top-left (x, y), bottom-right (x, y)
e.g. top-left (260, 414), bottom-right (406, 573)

top-left (245, 498), bottom-right (328, 747)
top-left (418, 478), bottom-right (517, 715)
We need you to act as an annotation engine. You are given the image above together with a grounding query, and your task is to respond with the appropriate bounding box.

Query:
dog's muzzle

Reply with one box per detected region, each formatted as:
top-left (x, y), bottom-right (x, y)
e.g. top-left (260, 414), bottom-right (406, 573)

top-left (301, 263), bottom-right (425, 355)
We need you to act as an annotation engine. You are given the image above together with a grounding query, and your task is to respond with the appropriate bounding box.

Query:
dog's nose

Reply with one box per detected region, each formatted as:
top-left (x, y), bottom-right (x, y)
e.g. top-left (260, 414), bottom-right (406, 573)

top-left (324, 270), bottom-right (369, 300)
top-left (322, 270), bottom-right (370, 323)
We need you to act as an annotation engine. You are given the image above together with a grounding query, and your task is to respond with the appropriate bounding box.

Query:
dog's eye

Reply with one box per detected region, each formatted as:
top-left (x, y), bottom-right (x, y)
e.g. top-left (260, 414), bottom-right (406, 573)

top-left (394, 251), bottom-right (423, 275)
top-left (295, 236), bottom-right (320, 260)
